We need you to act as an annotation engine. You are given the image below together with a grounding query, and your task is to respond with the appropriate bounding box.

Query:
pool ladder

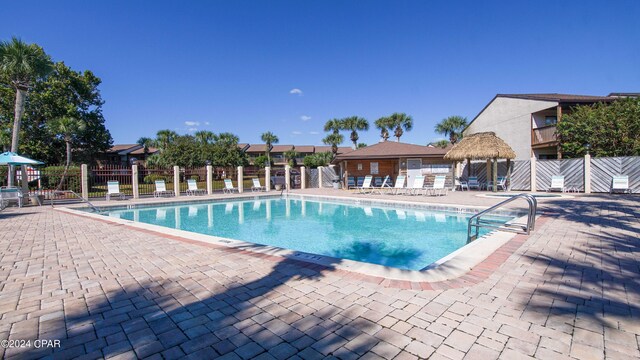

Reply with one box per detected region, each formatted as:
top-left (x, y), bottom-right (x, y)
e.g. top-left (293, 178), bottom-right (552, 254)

top-left (49, 190), bottom-right (101, 212)
top-left (467, 193), bottom-right (537, 243)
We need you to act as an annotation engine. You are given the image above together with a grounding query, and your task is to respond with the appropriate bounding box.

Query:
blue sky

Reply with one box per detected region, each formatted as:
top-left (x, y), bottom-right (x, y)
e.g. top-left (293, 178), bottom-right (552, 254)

top-left (2, 1), bottom-right (639, 146)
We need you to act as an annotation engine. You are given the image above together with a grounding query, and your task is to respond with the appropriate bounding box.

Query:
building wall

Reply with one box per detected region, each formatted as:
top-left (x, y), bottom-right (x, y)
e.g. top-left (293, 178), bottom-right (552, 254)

top-left (465, 97), bottom-right (557, 160)
top-left (343, 159), bottom-right (397, 178)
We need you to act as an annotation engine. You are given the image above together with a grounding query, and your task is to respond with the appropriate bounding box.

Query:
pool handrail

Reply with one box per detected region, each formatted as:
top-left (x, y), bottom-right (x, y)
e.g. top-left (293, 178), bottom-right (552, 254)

top-left (467, 193), bottom-right (537, 243)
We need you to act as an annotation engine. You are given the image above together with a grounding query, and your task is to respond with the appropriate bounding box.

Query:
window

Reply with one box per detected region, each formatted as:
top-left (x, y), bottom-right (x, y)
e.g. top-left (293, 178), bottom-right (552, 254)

top-left (357, 163), bottom-right (363, 171)
top-left (370, 162), bottom-right (379, 174)
top-left (544, 116), bottom-right (557, 126)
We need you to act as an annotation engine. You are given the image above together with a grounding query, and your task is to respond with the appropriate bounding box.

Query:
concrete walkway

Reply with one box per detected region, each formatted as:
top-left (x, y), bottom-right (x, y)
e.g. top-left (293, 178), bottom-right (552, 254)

top-left (0, 191), bottom-right (638, 359)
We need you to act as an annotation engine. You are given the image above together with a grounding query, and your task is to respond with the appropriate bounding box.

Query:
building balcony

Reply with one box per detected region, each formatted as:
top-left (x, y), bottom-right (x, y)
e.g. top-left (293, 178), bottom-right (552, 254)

top-left (532, 125), bottom-right (558, 146)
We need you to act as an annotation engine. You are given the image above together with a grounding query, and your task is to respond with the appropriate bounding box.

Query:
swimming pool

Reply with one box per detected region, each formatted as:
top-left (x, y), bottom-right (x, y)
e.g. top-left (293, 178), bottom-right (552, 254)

top-left (101, 196), bottom-right (515, 271)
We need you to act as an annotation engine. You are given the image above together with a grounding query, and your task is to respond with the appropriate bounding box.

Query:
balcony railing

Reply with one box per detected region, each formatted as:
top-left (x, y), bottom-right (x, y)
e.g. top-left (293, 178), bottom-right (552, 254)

top-left (532, 125), bottom-right (557, 146)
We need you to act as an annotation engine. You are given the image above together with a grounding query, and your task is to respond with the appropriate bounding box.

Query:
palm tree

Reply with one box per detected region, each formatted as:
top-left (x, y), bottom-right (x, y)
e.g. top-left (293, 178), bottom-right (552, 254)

top-left (260, 131), bottom-right (279, 166)
top-left (154, 129), bottom-right (178, 151)
top-left (435, 115), bottom-right (468, 144)
top-left (194, 130), bottom-right (215, 144)
top-left (341, 116), bottom-right (369, 149)
top-left (50, 116), bottom-right (86, 189)
top-left (323, 118), bottom-right (342, 135)
top-left (374, 116), bottom-right (391, 141)
top-left (137, 137), bottom-right (154, 160)
top-left (322, 133), bottom-right (344, 157)
top-left (386, 112), bottom-right (413, 142)
top-left (284, 147), bottom-right (299, 167)
top-left (0, 37), bottom-right (53, 185)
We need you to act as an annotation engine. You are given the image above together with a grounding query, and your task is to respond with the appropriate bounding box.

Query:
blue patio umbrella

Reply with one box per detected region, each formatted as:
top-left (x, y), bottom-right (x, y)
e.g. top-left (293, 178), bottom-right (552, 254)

top-left (0, 152), bottom-right (44, 166)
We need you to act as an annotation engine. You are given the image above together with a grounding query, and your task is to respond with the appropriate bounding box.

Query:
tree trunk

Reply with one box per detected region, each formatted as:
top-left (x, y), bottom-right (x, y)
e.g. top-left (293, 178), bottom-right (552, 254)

top-left (56, 140), bottom-right (72, 191)
top-left (8, 88), bottom-right (27, 187)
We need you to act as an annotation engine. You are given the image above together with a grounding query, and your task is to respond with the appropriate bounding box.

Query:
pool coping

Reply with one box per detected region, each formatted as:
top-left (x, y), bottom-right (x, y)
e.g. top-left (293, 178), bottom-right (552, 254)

top-left (57, 194), bottom-right (537, 287)
top-left (477, 192), bottom-right (575, 199)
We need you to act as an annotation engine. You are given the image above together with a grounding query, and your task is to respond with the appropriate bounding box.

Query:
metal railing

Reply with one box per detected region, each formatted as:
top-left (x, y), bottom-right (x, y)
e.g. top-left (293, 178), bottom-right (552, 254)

top-left (49, 190), bottom-right (101, 212)
top-left (467, 193), bottom-right (537, 243)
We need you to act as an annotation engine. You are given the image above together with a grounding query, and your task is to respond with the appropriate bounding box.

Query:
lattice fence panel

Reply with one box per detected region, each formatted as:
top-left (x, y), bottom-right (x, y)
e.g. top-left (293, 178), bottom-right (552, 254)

top-left (536, 159), bottom-right (583, 191)
top-left (321, 166), bottom-right (339, 187)
top-left (591, 156), bottom-right (640, 193)
top-left (307, 168), bottom-right (319, 188)
top-left (510, 160), bottom-right (530, 191)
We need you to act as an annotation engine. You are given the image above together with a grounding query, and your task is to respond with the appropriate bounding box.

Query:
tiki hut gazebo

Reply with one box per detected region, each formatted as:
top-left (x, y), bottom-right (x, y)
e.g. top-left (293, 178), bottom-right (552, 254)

top-left (444, 132), bottom-right (516, 192)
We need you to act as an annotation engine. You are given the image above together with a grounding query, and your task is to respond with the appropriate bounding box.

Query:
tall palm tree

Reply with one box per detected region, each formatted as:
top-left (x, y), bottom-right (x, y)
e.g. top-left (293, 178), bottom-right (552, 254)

top-left (322, 133), bottom-right (344, 158)
top-left (260, 131), bottom-right (279, 166)
top-left (341, 116), bottom-right (369, 149)
top-left (0, 37), bottom-right (53, 185)
top-left (434, 115), bottom-right (468, 144)
top-left (386, 112), bottom-right (413, 142)
top-left (374, 116), bottom-right (392, 141)
top-left (323, 118), bottom-right (342, 135)
top-left (50, 116), bottom-right (86, 189)
top-left (154, 129), bottom-right (178, 151)
top-left (284, 147), bottom-right (299, 167)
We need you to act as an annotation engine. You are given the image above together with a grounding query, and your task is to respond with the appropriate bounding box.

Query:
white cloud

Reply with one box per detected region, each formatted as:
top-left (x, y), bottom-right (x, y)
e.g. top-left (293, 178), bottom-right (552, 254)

top-left (291, 131), bottom-right (302, 135)
top-left (300, 115), bottom-right (311, 121)
top-left (289, 88), bottom-right (303, 96)
top-left (308, 131), bottom-right (319, 135)
top-left (184, 121), bottom-right (200, 126)
top-left (204, 121), bottom-right (210, 125)
top-left (187, 128), bottom-right (198, 132)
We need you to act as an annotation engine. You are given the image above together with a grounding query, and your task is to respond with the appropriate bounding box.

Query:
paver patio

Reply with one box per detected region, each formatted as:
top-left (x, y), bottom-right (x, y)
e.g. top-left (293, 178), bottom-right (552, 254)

top-left (0, 190), bottom-right (638, 359)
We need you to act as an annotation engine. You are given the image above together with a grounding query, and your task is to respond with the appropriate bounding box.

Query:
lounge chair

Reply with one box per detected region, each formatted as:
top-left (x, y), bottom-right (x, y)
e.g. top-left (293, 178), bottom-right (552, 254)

top-left (186, 179), bottom-right (206, 196)
top-left (223, 179), bottom-right (238, 194)
top-left (455, 178), bottom-right (469, 191)
top-left (547, 175), bottom-right (565, 193)
top-left (154, 180), bottom-right (175, 197)
top-left (251, 178), bottom-right (266, 192)
top-left (0, 187), bottom-right (23, 208)
top-left (487, 176), bottom-right (508, 191)
top-left (611, 175), bottom-right (631, 194)
top-left (106, 181), bottom-right (126, 201)
top-left (374, 175), bottom-right (391, 194)
top-left (468, 176), bottom-right (482, 190)
top-left (408, 175), bottom-right (426, 195)
top-left (357, 175), bottom-right (374, 194)
top-left (388, 175), bottom-right (406, 195)
top-left (346, 177), bottom-right (356, 189)
top-left (428, 175), bottom-right (448, 196)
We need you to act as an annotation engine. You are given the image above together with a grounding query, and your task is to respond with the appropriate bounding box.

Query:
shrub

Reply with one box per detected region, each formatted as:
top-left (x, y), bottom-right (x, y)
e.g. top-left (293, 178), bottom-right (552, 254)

top-left (40, 166), bottom-right (81, 192)
top-left (143, 174), bottom-right (170, 184)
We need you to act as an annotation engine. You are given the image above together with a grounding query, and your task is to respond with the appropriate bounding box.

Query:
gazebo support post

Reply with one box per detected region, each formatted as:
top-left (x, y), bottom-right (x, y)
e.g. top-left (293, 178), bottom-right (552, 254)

top-left (492, 157), bottom-right (498, 192)
top-left (506, 159), bottom-right (511, 190)
top-left (466, 158), bottom-right (471, 178)
top-left (486, 159), bottom-right (491, 190)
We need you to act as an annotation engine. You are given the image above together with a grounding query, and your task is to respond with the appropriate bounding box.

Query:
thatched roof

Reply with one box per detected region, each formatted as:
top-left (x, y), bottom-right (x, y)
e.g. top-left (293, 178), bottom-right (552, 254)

top-left (444, 132), bottom-right (516, 160)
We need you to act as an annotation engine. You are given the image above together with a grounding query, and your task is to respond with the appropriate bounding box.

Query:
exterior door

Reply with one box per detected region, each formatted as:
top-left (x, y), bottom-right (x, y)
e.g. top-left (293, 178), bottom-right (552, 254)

top-left (406, 159), bottom-right (422, 186)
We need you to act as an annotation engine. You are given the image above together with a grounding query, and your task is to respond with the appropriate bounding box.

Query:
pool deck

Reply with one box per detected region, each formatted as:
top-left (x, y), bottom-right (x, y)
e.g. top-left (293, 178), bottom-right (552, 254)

top-left (1, 189), bottom-right (639, 359)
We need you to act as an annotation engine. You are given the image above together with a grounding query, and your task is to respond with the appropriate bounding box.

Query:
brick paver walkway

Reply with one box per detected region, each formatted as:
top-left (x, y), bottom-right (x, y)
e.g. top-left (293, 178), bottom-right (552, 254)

top-left (0, 193), bottom-right (638, 359)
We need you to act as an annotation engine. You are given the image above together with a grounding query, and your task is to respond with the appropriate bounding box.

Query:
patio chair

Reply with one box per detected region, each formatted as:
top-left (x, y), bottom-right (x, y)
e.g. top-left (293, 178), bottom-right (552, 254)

top-left (487, 176), bottom-right (508, 191)
top-left (374, 175), bottom-right (391, 194)
top-left (0, 187), bottom-right (23, 208)
top-left (251, 178), bottom-right (266, 192)
top-left (388, 175), bottom-right (406, 195)
top-left (223, 179), bottom-right (238, 194)
top-left (468, 176), bottom-right (481, 190)
top-left (154, 180), bottom-right (175, 197)
top-left (186, 179), bottom-right (206, 196)
top-left (409, 175), bottom-right (426, 195)
top-left (455, 178), bottom-right (469, 191)
top-left (106, 181), bottom-right (126, 201)
top-left (428, 175), bottom-right (448, 196)
top-left (610, 175), bottom-right (631, 194)
top-left (357, 175), bottom-right (374, 194)
top-left (547, 175), bottom-right (565, 193)
top-left (346, 177), bottom-right (356, 189)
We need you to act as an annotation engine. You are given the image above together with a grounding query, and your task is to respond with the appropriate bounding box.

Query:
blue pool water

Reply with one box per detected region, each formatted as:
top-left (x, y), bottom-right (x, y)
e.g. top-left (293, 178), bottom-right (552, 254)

top-left (104, 197), bottom-right (512, 270)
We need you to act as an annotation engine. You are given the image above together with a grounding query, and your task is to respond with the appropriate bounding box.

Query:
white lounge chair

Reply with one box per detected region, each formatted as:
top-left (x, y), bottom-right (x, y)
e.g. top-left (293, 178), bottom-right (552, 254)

top-left (251, 178), bottom-right (266, 192)
top-left (106, 181), bottom-right (126, 201)
top-left (455, 178), bottom-right (469, 191)
top-left (487, 176), bottom-right (508, 191)
top-left (388, 175), bottom-right (406, 195)
top-left (547, 175), bottom-right (565, 192)
top-left (468, 176), bottom-right (482, 190)
top-left (186, 179), bottom-right (206, 196)
top-left (0, 187), bottom-right (23, 208)
top-left (154, 180), bottom-right (175, 197)
top-left (428, 175), bottom-right (448, 196)
top-left (374, 175), bottom-right (391, 194)
top-left (611, 175), bottom-right (631, 194)
top-left (357, 175), bottom-right (374, 194)
top-left (223, 179), bottom-right (238, 194)
top-left (409, 175), bottom-right (426, 195)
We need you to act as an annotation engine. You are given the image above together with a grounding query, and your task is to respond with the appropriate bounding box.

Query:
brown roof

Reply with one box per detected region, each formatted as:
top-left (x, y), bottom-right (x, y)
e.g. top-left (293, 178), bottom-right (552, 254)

top-left (293, 145), bottom-right (315, 153)
top-left (237, 143), bottom-right (249, 151)
top-left (130, 147), bottom-right (159, 155)
top-left (271, 145), bottom-right (295, 152)
top-left (498, 93), bottom-right (615, 103)
top-left (315, 146), bottom-right (353, 155)
top-left (334, 141), bottom-right (450, 161)
top-left (246, 144), bottom-right (269, 153)
top-left (107, 144), bottom-right (139, 153)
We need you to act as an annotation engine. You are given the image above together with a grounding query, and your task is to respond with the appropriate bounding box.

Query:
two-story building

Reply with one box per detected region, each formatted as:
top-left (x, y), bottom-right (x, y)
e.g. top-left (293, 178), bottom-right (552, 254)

top-left (464, 93), bottom-right (623, 160)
